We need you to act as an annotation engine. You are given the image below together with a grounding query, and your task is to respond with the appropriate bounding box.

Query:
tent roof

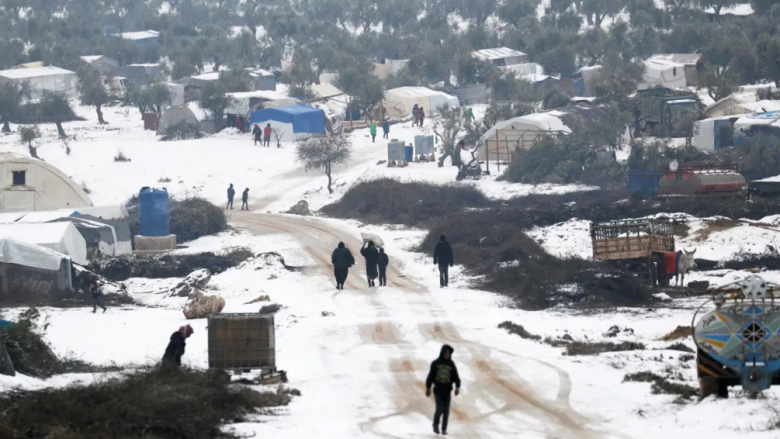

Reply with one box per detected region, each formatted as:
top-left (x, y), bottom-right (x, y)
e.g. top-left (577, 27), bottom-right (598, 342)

top-left (0, 222), bottom-right (77, 246)
top-left (117, 30), bottom-right (159, 40)
top-left (472, 47), bottom-right (526, 61)
top-left (387, 86), bottom-right (456, 99)
top-left (481, 113), bottom-right (570, 142)
top-left (0, 237), bottom-right (68, 271)
top-left (0, 66), bottom-right (75, 79)
top-left (705, 4), bottom-right (753, 15)
top-left (269, 104), bottom-right (322, 115)
top-left (310, 83), bottom-right (344, 98)
top-left (648, 54), bottom-right (702, 66)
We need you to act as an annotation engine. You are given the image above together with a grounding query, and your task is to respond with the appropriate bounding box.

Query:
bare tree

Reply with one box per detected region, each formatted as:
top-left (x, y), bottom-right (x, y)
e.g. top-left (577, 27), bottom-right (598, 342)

top-left (18, 125), bottom-right (41, 159)
top-left (271, 126), bottom-right (284, 148)
top-left (296, 134), bottom-right (353, 194)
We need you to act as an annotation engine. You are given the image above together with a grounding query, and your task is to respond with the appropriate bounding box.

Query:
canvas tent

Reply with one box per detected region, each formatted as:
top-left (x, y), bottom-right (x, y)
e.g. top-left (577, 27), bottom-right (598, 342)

top-left (693, 115), bottom-right (743, 151)
top-left (52, 214), bottom-right (132, 257)
top-left (0, 152), bottom-right (93, 213)
top-left (647, 54), bottom-right (703, 87)
top-left (472, 47), bottom-right (528, 66)
top-left (373, 59), bottom-right (409, 80)
top-left (157, 102), bottom-right (215, 135)
top-left (384, 87), bottom-right (460, 121)
top-left (249, 104), bottom-right (325, 142)
top-left (0, 238), bottom-right (73, 302)
top-left (0, 222), bottom-right (87, 265)
top-left (0, 66), bottom-right (78, 100)
top-left (641, 58), bottom-right (687, 90)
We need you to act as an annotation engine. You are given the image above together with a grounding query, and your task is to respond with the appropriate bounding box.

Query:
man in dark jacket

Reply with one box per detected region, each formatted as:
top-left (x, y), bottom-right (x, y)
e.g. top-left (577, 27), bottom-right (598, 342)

top-left (162, 324), bottom-right (194, 368)
top-left (426, 344), bottom-right (461, 435)
top-left (227, 184), bottom-right (235, 210)
top-left (433, 235), bottom-right (454, 287)
top-left (241, 188), bottom-right (249, 210)
top-left (360, 241), bottom-right (380, 287)
top-left (90, 280), bottom-right (106, 313)
top-left (263, 123), bottom-right (272, 147)
top-left (377, 248), bottom-right (389, 286)
top-left (331, 242), bottom-right (355, 290)
top-left (252, 124), bottom-right (262, 146)
top-left (382, 120), bottom-right (390, 139)
top-left (419, 107), bottom-right (426, 126)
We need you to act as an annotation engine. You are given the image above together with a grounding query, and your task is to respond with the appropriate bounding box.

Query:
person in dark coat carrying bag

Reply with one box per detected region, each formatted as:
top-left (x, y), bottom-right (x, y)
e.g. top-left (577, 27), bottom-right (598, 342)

top-left (361, 241), bottom-right (380, 287)
top-left (433, 235), bottom-right (454, 287)
top-left (377, 248), bottom-right (389, 286)
top-left (252, 124), bottom-right (262, 146)
top-left (426, 344), bottom-right (461, 435)
top-left (331, 242), bottom-right (355, 290)
top-left (162, 324), bottom-right (194, 368)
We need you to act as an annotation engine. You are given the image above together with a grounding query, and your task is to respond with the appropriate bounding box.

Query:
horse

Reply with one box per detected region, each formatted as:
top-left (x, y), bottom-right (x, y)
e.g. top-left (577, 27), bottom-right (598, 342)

top-left (675, 248), bottom-right (697, 287)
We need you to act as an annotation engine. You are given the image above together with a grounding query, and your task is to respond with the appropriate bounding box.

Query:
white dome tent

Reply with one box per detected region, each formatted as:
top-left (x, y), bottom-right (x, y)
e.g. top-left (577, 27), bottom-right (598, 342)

top-left (0, 153), bottom-right (93, 213)
top-left (384, 87), bottom-right (460, 121)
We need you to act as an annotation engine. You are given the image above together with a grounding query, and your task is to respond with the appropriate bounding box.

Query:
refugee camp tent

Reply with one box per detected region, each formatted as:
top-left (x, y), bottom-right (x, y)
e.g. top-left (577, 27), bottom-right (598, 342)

top-left (0, 66), bottom-right (78, 100)
top-left (693, 115), bottom-right (743, 151)
top-left (157, 102), bottom-right (215, 135)
top-left (472, 47), bottom-right (528, 66)
top-left (249, 104), bottom-right (326, 142)
top-left (0, 238), bottom-right (73, 301)
top-left (0, 152), bottom-right (93, 213)
top-left (733, 111), bottom-right (780, 145)
top-left (0, 222), bottom-right (87, 265)
top-left (640, 58), bottom-right (687, 90)
top-left (384, 87), bottom-right (460, 121)
top-left (52, 214), bottom-right (132, 257)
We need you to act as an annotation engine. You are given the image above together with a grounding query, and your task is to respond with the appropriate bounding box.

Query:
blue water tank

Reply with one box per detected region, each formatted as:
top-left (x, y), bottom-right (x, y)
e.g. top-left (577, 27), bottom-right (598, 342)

top-left (405, 145), bottom-right (414, 162)
top-left (139, 187), bottom-right (170, 237)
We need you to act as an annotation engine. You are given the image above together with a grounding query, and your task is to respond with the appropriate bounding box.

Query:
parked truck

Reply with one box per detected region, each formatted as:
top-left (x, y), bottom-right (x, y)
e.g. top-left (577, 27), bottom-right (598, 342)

top-left (629, 162), bottom-right (746, 200)
top-left (633, 88), bottom-right (702, 137)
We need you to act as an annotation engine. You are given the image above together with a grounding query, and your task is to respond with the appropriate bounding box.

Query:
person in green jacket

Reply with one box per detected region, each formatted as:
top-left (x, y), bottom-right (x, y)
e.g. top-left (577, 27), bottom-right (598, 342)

top-left (465, 107), bottom-right (475, 121)
top-left (370, 120), bottom-right (377, 143)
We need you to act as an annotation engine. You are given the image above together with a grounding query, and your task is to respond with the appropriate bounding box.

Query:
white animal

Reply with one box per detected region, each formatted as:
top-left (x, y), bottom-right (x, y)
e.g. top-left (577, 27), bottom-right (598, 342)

top-left (675, 248), bottom-right (697, 286)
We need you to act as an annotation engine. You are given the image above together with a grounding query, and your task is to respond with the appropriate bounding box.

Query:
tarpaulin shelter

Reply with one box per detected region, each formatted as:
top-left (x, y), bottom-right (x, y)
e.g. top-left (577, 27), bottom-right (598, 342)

top-left (249, 104), bottom-right (325, 142)
top-left (0, 222), bottom-right (87, 265)
top-left (0, 237), bottom-right (74, 301)
top-left (52, 214), bottom-right (132, 257)
top-left (384, 87), bottom-right (460, 121)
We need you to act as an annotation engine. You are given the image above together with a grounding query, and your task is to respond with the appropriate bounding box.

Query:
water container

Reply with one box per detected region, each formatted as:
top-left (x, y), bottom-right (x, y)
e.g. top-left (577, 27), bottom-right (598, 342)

top-left (404, 145), bottom-right (414, 162)
top-left (415, 135), bottom-right (435, 155)
top-left (387, 140), bottom-right (405, 161)
top-left (139, 187), bottom-right (170, 237)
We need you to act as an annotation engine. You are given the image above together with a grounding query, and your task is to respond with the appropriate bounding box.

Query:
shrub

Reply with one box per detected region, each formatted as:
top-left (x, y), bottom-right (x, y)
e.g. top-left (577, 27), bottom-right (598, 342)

top-left (92, 248), bottom-right (253, 281)
top-left (114, 150), bottom-right (131, 162)
top-left (170, 197), bottom-right (228, 243)
top-left (0, 367), bottom-right (298, 438)
top-left (321, 178), bottom-right (491, 227)
top-left (160, 121), bottom-right (205, 141)
top-left (498, 321), bottom-right (541, 341)
top-left (563, 341), bottom-right (646, 356)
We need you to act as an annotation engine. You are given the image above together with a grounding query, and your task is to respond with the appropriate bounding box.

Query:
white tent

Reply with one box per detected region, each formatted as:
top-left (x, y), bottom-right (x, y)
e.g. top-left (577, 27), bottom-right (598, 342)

top-left (0, 222), bottom-right (87, 265)
top-left (733, 111), bottom-right (780, 133)
top-left (0, 66), bottom-right (78, 100)
top-left (693, 115), bottom-right (745, 151)
top-left (0, 237), bottom-right (70, 271)
top-left (640, 59), bottom-right (687, 90)
top-left (479, 113), bottom-right (571, 162)
top-left (384, 87), bottom-right (460, 121)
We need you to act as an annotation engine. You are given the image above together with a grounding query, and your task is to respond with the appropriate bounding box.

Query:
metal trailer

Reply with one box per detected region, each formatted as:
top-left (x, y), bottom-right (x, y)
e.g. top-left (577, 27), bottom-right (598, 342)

top-left (693, 275), bottom-right (780, 398)
top-left (207, 313), bottom-right (285, 384)
top-left (590, 219), bottom-right (675, 287)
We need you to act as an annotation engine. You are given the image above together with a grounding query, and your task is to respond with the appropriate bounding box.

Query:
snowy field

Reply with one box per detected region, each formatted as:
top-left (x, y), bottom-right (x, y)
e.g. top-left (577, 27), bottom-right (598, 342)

top-left (1, 103), bottom-right (780, 438)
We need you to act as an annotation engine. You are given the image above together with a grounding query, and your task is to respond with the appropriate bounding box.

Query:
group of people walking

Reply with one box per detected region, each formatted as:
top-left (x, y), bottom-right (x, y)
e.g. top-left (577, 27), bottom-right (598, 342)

top-left (252, 123), bottom-right (274, 147)
top-left (369, 120), bottom-right (390, 143)
top-left (227, 183), bottom-right (250, 210)
top-left (412, 104), bottom-right (426, 127)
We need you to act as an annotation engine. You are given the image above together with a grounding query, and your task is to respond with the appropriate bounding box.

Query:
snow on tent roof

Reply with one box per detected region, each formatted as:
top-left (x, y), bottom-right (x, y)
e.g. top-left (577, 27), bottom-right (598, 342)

top-left (480, 112), bottom-right (570, 142)
top-left (186, 101), bottom-right (209, 121)
top-left (270, 104), bottom-right (323, 116)
top-left (190, 71), bottom-right (221, 81)
top-left (734, 111), bottom-right (780, 130)
top-left (705, 4), bottom-right (753, 15)
top-left (0, 66), bottom-right (76, 79)
top-left (0, 237), bottom-right (68, 271)
top-left (118, 30), bottom-right (160, 40)
top-left (81, 55), bottom-right (103, 62)
top-left (648, 54), bottom-right (701, 66)
top-left (472, 47), bottom-right (526, 60)
top-left (387, 86), bottom-right (454, 99)
top-left (0, 222), bottom-right (87, 265)
top-left (310, 83), bottom-right (344, 99)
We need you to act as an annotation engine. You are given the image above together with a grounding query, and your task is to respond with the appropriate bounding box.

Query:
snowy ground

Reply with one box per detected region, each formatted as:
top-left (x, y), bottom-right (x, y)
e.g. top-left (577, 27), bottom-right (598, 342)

top-left (2, 103), bottom-right (780, 438)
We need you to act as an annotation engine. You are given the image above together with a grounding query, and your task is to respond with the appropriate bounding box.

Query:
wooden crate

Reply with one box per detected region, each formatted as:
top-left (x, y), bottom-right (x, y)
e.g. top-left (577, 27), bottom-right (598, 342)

top-left (208, 313), bottom-right (275, 371)
top-left (591, 219), bottom-right (675, 260)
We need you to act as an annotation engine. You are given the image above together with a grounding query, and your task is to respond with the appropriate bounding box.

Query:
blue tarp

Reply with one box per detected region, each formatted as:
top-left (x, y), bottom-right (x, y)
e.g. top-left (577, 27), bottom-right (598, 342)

top-left (249, 104), bottom-right (326, 135)
top-left (0, 319), bottom-right (14, 331)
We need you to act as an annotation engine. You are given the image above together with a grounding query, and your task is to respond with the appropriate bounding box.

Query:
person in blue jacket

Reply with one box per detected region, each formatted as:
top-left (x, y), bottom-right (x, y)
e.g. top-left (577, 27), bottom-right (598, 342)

top-left (382, 119), bottom-right (390, 139)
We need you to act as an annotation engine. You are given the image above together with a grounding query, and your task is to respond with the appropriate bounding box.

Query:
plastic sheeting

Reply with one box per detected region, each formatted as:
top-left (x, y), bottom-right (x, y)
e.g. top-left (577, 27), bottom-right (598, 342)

top-left (249, 104), bottom-right (325, 142)
top-left (0, 223), bottom-right (87, 265)
top-left (0, 237), bottom-right (68, 271)
top-left (384, 87), bottom-right (460, 120)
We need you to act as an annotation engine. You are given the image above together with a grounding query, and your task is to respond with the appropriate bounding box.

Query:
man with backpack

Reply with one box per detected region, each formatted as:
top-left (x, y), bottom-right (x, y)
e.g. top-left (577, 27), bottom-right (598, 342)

top-left (425, 344), bottom-right (461, 435)
top-left (90, 280), bottom-right (107, 313)
top-left (433, 235), bottom-right (454, 287)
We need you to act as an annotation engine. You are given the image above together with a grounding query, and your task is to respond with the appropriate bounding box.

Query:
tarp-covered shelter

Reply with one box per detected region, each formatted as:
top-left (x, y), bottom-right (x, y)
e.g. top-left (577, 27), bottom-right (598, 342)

top-left (472, 47), bottom-right (528, 66)
top-left (249, 104), bottom-right (325, 142)
top-left (733, 111), bottom-right (780, 144)
top-left (158, 102), bottom-right (215, 135)
top-left (705, 92), bottom-right (780, 118)
top-left (384, 87), bottom-right (460, 121)
top-left (373, 59), bottom-right (409, 80)
top-left (641, 58), bottom-right (687, 90)
top-left (693, 115), bottom-right (744, 151)
top-left (0, 152), bottom-right (93, 213)
top-left (0, 222), bottom-right (87, 265)
top-left (0, 238), bottom-right (73, 301)
top-left (647, 54), bottom-right (703, 87)
top-left (0, 66), bottom-right (78, 100)
top-left (52, 214), bottom-right (132, 258)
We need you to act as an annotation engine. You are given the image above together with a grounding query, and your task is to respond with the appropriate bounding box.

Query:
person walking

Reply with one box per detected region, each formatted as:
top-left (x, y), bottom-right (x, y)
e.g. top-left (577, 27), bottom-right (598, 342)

top-left (465, 107), bottom-right (475, 121)
top-left (412, 104), bottom-right (419, 127)
top-left (377, 248), bottom-right (389, 286)
top-left (370, 120), bottom-right (377, 143)
top-left (241, 188), bottom-right (249, 210)
top-left (382, 119), bottom-right (390, 139)
top-left (426, 344), bottom-right (461, 435)
top-left (360, 241), bottom-right (380, 287)
top-left (227, 184), bottom-right (235, 210)
top-left (162, 324), bottom-right (194, 368)
top-left (252, 124), bottom-right (262, 146)
top-left (90, 280), bottom-right (107, 313)
top-left (419, 107), bottom-right (426, 126)
top-left (433, 235), bottom-right (454, 287)
top-left (263, 123), bottom-right (272, 147)
top-left (331, 242), bottom-right (355, 290)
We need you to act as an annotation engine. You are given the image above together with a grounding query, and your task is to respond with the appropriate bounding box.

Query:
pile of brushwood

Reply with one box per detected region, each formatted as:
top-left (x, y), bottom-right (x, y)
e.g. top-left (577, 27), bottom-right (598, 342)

top-left (0, 366), bottom-right (299, 439)
top-left (91, 248), bottom-right (254, 281)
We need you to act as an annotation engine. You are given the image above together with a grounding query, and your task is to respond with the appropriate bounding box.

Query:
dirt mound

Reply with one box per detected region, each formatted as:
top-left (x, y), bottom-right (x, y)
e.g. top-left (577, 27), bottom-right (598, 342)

top-left (92, 248), bottom-right (253, 282)
top-left (0, 368), bottom-right (298, 438)
top-left (321, 178), bottom-right (490, 226)
top-left (659, 326), bottom-right (692, 341)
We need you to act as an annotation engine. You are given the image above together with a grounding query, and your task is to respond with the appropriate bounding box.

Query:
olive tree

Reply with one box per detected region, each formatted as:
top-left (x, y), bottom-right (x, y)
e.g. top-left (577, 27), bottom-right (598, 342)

top-left (296, 134), bottom-right (353, 194)
top-left (39, 92), bottom-right (74, 138)
top-left (18, 125), bottom-right (41, 159)
top-left (77, 65), bottom-right (118, 124)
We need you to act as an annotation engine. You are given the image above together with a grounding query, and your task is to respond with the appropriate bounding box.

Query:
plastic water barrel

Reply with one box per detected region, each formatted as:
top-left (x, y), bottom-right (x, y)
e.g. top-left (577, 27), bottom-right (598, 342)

top-left (405, 145), bottom-right (414, 162)
top-left (139, 187), bottom-right (170, 237)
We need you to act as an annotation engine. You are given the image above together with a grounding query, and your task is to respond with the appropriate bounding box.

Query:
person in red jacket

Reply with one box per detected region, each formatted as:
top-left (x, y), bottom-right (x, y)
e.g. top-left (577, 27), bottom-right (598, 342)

top-left (263, 123), bottom-right (272, 147)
